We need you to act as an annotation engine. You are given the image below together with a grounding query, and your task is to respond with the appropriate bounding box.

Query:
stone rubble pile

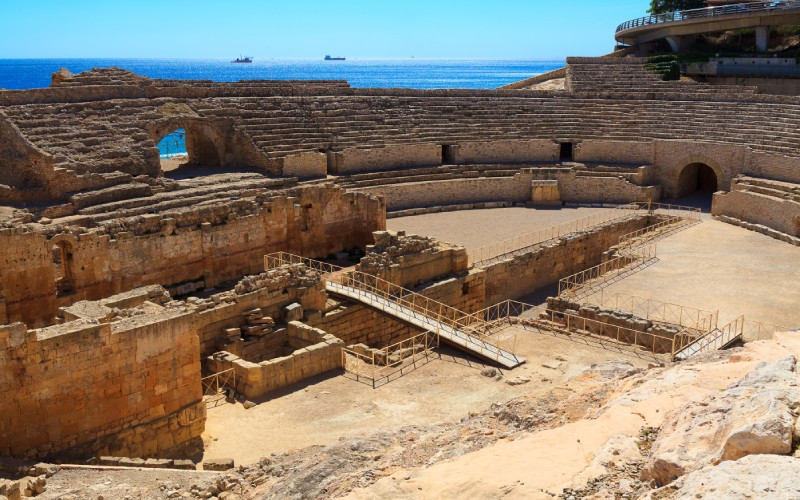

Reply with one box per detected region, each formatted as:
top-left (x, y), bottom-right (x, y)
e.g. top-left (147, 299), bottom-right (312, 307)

top-left (234, 264), bottom-right (321, 295)
top-left (358, 230), bottom-right (439, 274)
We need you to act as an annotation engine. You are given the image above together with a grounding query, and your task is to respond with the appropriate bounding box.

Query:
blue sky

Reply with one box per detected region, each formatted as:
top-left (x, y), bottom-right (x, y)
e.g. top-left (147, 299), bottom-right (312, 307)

top-left (0, 0), bottom-right (652, 59)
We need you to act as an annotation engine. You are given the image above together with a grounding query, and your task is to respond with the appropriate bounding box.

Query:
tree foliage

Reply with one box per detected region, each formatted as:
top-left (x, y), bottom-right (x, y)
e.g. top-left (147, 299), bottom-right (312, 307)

top-left (648, 0), bottom-right (707, 15)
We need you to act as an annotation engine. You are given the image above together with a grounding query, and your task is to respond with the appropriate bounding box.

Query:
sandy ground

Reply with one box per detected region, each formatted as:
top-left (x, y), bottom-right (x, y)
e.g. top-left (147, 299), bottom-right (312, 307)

top-left (597, 218), bottom-right (800, 328)
top-left (206, 207), bottom-right (799, 467)
top-left (202, 326), bottom-right (653, 465)
top-left (388, 206), bottom-right (608, 251)
top-left (160, 154), bottom-right (188, 172)
top-left (39, 468), bottom-right (219, 499)
top-left (390, 207), bottom-right (800, 328)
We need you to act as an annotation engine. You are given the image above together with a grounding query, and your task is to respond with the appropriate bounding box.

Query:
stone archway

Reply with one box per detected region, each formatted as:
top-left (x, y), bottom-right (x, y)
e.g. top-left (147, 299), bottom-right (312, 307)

top-left (676, 162), bottom-right (720, 198)
top-left (149, 118), bottom-right (227, 174)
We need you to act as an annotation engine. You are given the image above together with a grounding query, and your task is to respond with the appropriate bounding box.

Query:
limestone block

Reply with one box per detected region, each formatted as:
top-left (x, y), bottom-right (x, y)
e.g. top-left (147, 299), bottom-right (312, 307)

top-left (172, 459), bottom-right (196, 470)
top-left (203, 458), bottom-right (234, 471)
top-left (283, 303), bottom-right (303, 322)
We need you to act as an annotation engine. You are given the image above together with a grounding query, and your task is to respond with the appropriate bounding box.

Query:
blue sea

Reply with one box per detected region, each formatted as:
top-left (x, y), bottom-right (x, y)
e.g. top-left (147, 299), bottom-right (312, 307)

top-left (0, 58), bottom-right (562, 91)
top-left (0, 58), bottom-right (563, 157)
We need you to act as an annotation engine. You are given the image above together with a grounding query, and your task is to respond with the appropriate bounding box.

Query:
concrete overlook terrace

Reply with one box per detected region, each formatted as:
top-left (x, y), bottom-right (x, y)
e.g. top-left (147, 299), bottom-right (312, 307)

top-left (615, 0), bottom-right (800, 51)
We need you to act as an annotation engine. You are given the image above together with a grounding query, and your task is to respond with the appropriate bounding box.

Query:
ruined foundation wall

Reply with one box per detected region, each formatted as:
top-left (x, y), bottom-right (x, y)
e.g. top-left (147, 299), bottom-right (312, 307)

top-left (0, 187), bottom-right (384, 327)
top-left (0, 314), bottom-right (204, 460)
top-left (354, 173), bottom-right (534, 211)
top-left (483, 216), bottom-right (651, 304)
top-left (208, 322), bottom-right (343, 400)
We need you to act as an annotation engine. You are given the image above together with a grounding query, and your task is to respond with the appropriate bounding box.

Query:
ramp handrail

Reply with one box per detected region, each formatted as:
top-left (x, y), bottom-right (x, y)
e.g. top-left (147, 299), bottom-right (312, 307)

top-left (616, 1), bottom-right (800, 34)
top-left (558, 243), bottom-right (657, 297)
top-left (468, 203), bottom-right (642, 266)
top-left (264, 252), bottom-right (519, 365)
top-left (584, 290), bottom-right (718, 330)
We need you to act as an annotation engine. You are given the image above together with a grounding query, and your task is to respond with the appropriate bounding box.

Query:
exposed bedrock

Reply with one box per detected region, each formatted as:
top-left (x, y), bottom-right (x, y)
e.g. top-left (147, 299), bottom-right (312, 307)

top-left (641, 355), bottom-right (800, 486)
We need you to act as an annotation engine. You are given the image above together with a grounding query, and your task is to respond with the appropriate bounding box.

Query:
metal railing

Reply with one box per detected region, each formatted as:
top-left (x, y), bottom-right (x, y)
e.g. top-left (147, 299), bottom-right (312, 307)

top-left (743, 318), bottom-right (785, 341)
top-left (468, 202), bottom-right (700, 267)
top-left (584, 290), bottom-right (718, 331)
top-left (467, 204), bottom-right (642, 266)
top-left (264, 252), bottom-right (520, 365)
top-left (201, 368), bottom-right (236, 408)
top-left (342, 330), bottom-right (440, 388)
top-left (558, 243), bottom-right (657, 298)
top-left (539, 309), bottom-right (679, 356)
top-left (674, 316), bottom-right (785, 359)
top-left (616, 1), bottom-right (800, 34)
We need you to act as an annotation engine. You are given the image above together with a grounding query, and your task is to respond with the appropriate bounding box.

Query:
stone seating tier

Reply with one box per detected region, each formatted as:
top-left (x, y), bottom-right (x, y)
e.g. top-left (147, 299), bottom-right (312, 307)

top-left (4, 68), bottom-right (800, 183)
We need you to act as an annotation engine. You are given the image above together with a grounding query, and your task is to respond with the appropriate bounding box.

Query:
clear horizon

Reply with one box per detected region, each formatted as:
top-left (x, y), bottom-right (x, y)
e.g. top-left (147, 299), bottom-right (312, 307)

top-left (1, 0), bottom-right (651, 59)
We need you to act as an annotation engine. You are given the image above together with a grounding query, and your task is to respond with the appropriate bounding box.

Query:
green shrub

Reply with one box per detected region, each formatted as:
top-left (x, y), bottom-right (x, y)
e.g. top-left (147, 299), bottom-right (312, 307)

top-left (645, 55), bottom-right (680, 81)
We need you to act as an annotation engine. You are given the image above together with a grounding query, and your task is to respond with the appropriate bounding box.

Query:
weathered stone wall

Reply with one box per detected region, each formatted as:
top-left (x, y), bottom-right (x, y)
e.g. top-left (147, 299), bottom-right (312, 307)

top-left (0, 186), bottom-right (384, 327)
top-left (193, 264), bottom-right (327, 357)
top-left (282, 152), bottom-right (327, 179)
top-left (208, 321), bottom-right (343, 400)
top-left (713, 189), bottom-right (800, 237)
top-left (0, 312), bottom-right (204, 460)
top-left (0, 112), bottom-right (55, 191)
top-left (482, 215), bottom-right (652, 304)
top-left (331, 144), bottom-right (441, 175)
top-left (353, 173), bottom-right (534, 211)
top-left (310, 304), bottom-right (422, 348)
top-left (358, 230), bottom-right (469, 288)
top-left (556, 173), bottom-right (660, 203)
top-left (574, 140), bottom-right (654, 166)
top-left (454, 140), bottom-right (559, 164)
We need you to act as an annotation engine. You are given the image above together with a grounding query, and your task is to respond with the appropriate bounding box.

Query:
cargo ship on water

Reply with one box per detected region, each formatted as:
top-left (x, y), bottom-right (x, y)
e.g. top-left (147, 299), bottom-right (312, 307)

top-left (324, 55), bottom-right (345, 61)
top-left (232, 56), bottom-right (253, 63)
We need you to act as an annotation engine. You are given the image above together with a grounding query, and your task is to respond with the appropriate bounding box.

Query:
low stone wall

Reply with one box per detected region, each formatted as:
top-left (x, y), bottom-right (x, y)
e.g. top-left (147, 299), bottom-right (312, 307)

top-left (331, 144), bottom-right (441, 175)
top-left (454, 140), bottom-right (559, 164)
top-left (310, 303), bottom-right (422, 348)
top-left (713, 189), bottom-right (800, 238)
top-left (482, 215), bottom-right (652, 304)
top-left (556, 172), bottom-right (660, 203)
top-left (546, 296), bottom-right (682, 354)
top-left (352, 173), bottom-right (534, 211)
top-left (573, 140), bottom-right (654, 166)
top-left (387, 201), bottom-right (515, 218)
top-left (208, 321), bottom-right (343, 400)
top-left (0, 310), bottom-right (205, 460)
top-left (282, 152), bottom-right (327, 179)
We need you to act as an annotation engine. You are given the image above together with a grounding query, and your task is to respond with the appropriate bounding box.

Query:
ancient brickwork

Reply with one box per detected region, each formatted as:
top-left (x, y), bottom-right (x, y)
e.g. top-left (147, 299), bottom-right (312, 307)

top-left (0, 186), bottom-right (384, 327)
top-left (207, 321), bottom-right (343, 400)
top-left (483, 215), bottom-right (652, 304)
top-left (712, 176), bottom-right (800, 238)
top-left (0, 308), bottom-right (204, 460)
top-left (358, 230), bottom-right (469, 288)
top-left (353, 173), bottom-right (535, 211)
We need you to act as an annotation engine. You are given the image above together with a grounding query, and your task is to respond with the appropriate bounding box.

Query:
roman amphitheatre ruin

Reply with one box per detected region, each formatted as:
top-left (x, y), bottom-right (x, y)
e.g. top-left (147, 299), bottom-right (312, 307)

top-left (2, 5), bottom-right (800, 499)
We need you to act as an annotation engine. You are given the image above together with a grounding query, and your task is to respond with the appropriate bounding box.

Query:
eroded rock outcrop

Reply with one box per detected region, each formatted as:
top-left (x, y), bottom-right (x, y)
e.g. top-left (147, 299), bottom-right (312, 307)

top-left (643, 454), bottom-right (800, 500)
top-left (641, 355), bottom-right (800, 486)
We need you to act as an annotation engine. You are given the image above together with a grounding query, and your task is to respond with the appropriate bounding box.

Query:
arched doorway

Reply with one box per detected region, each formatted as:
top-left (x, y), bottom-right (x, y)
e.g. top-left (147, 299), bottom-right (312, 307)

top-left (677, 163), bottom-right (719, 197)
top-left (675, 162), bottom-right (719, 210)
top-left (156, 126), bottom-right (222, 175)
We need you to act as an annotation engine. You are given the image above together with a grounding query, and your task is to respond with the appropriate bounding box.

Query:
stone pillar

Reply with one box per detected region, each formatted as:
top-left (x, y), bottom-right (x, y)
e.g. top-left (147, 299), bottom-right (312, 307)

top-left (755, 26), bottom-right (769, 53)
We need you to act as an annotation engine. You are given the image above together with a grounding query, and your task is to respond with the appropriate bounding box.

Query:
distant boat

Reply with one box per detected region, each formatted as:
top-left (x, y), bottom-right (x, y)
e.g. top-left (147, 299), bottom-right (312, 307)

top-left (232, 56), bottom-right (253, 63)
top-left (324, 55), bottom-right (346, 61)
